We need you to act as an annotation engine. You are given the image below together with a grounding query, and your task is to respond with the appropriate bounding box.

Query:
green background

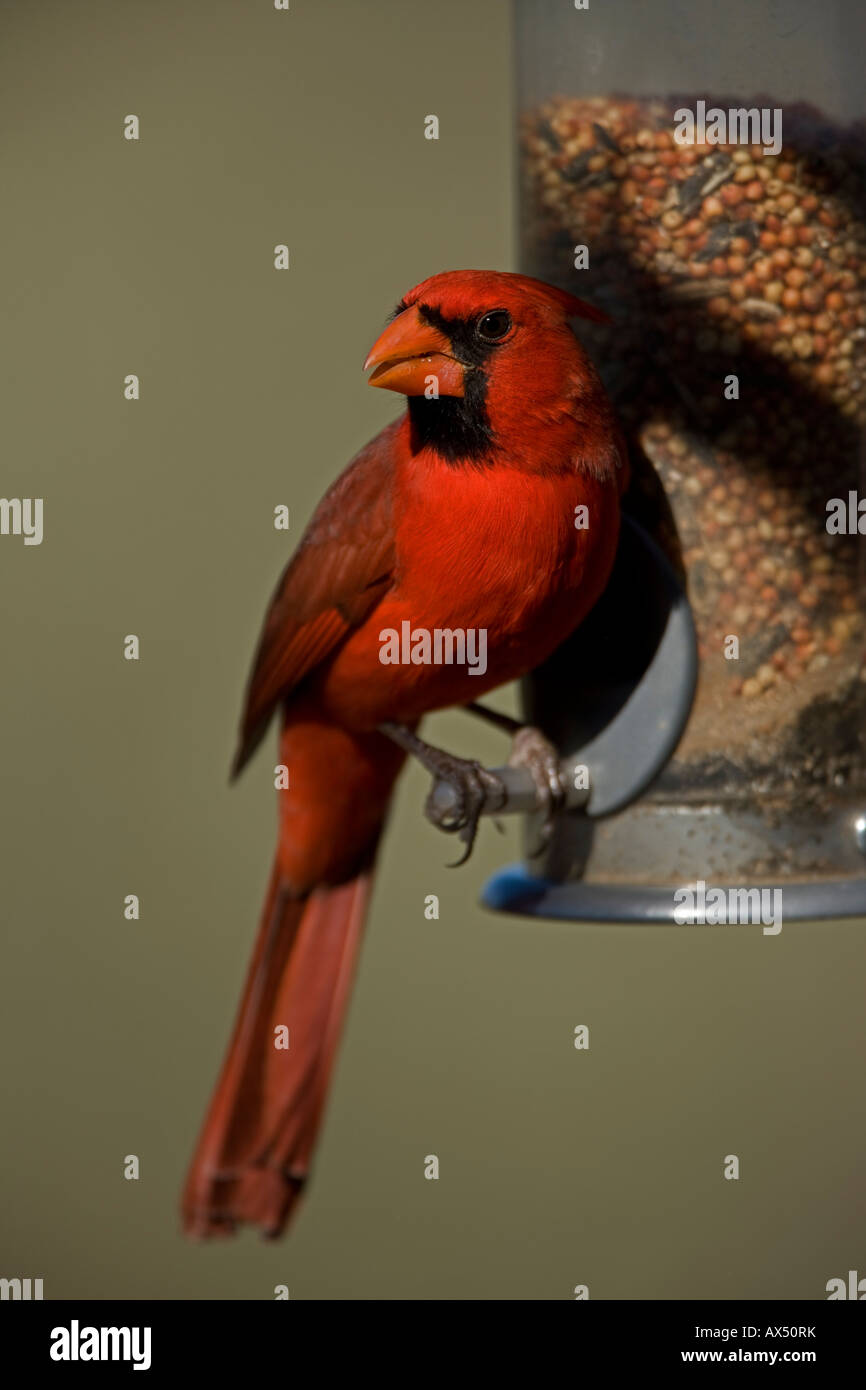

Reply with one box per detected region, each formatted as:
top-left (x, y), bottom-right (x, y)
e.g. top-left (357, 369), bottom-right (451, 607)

top-left (1, 0), bottom-right (864, 1300)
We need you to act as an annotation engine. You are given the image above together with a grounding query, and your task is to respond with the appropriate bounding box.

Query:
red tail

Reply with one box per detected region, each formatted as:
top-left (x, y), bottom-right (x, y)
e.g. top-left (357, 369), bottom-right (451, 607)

top-left (182, 859), bottom-right (376, 1238)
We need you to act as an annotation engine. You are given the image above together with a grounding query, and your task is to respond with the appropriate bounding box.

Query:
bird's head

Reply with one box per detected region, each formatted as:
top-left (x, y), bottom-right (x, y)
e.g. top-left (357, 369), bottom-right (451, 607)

top-left (363, 269), bottom-right (618, 473)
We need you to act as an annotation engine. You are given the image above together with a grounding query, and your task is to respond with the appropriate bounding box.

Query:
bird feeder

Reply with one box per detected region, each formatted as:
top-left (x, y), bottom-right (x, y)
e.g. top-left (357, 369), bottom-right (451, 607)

top-left (480, 0), bottom-right (866, 921)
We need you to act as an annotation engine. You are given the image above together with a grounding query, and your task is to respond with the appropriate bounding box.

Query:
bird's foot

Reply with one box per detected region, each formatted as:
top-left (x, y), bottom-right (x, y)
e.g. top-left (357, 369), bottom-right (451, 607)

top-left (422, 753), bottom-right (507, 866)
top-left (377, 721), bottom-right (507, 866)
top-left (507, 726), bottom-right (567, 856)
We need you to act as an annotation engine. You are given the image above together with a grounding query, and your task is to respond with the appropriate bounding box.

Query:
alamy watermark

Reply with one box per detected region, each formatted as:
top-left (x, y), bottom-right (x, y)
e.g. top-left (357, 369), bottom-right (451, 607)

top-left (0, 497), bottom-right (42, 545)
top-left (826, 491), bottom-right (866, 534)
top-left (674, 880), bottom-right (783, 935)
top-left (379, 622), bottom-right (487, 676)
top-left (0, 1277), bottom-right (43, 1299)
top-left (673, 101), bottom-right (782, 157)
top-left (50, 1321), bottom-right (151, 1371)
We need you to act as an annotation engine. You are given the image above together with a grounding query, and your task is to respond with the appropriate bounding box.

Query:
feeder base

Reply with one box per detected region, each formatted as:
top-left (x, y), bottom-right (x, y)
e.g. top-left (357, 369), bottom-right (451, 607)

top-left (482, 863), bottom-right (866, 924)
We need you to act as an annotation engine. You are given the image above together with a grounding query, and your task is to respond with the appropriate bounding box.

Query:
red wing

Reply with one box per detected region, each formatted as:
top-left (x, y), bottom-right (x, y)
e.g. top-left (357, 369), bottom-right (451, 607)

top-left (231, 421), bottom-right (400, 777)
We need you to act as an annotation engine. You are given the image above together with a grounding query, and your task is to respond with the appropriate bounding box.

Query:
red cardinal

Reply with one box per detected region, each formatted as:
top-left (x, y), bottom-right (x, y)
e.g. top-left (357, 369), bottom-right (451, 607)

top-left (182, 270), bottom-right (628, 1238)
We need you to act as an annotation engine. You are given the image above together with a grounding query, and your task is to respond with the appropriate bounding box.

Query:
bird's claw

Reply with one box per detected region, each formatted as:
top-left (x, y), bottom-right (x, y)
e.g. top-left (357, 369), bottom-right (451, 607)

top-left (507, 726), bottom-right (567, 857)
top-left (423, 757), bottom-right (507, 866)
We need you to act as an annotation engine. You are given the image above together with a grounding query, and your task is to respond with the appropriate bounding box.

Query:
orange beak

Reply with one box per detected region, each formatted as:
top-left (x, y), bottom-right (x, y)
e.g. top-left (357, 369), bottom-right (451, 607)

top-left (364, 306), bottom-right (465, 396)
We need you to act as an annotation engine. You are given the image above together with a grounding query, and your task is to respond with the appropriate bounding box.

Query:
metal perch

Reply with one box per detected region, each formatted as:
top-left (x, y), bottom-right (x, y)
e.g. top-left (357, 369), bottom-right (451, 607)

top-left (427, 760), bottom-right (589, 821)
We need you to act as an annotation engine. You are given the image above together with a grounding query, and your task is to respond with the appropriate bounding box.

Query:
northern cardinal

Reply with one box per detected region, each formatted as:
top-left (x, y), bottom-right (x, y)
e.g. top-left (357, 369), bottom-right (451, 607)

top-left (182, 270), bottom-right (628, 1238)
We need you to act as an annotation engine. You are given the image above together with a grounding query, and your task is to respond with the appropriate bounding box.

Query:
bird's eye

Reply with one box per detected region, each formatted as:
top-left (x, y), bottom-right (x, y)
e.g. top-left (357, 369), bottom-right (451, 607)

top-left (475, 309), bottom-right (513, 343)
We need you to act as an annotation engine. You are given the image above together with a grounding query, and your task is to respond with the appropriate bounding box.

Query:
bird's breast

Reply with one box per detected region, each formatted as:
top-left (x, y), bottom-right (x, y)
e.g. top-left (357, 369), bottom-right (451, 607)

top-left (392, 456), bottom-right (613, 633)
top-left (314, 452), bottom-right (620, 727)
